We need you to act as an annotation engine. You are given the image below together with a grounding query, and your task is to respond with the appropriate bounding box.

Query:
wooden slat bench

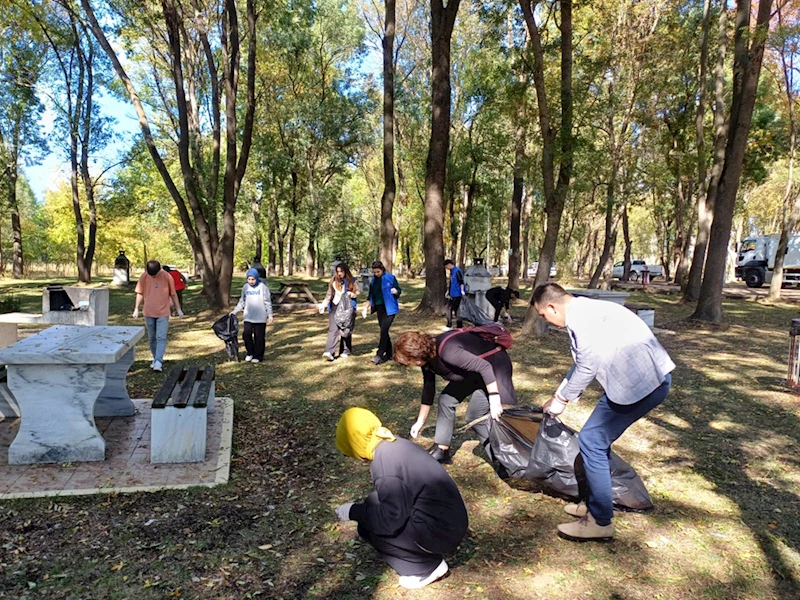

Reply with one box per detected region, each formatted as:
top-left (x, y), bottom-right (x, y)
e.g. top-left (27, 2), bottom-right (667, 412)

top-left (150, 365), bottom-right (215, 464)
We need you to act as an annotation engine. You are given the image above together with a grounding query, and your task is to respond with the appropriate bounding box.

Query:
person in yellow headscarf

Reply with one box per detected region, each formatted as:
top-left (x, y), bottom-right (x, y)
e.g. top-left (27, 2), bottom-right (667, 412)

top-left (334, 407), bottom-right (469, 589)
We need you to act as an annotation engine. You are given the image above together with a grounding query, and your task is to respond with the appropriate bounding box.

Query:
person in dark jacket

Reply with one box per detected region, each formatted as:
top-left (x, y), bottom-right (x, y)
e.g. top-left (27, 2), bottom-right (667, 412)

top-left (318, 263), bottom-right (359, 360)
top-left (364, 260), bottom-right (401, 365)
top-left (485, 286), bottom-right (520, 322)
top-left (393, 330), bottom-right (517, 464)
top-left (335, 407), bottom-right (468, 589)
top-left (444, 259), bottom-right (464, 329)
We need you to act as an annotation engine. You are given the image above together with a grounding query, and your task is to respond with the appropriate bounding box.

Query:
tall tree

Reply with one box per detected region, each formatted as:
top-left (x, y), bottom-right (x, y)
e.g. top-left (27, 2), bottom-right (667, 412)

top-left (418, 0), bottom-right (461, 313)
top-left (82, 0), bottom-right (257, 309)
top-left (0, 10), bottom-right (46, 278)
top-left (766, 3), bottom-right (798, 301)
top-left (685, 1), bottom-right (728, 302)
top-left (518, 0), bottom-right (573, 336)
top-left (379, 0), bottom-right (397, 272)
top-left (692, 0), bottom-right (774, 322)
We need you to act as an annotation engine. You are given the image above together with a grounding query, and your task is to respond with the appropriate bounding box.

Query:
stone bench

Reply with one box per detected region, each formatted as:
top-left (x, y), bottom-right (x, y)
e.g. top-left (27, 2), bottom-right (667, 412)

top-left (150, 365), bottom-right (215, 464)
top-left (626, 304), bottom-right (655, 329)
top-left (0, 312), bottom-right (44, 350)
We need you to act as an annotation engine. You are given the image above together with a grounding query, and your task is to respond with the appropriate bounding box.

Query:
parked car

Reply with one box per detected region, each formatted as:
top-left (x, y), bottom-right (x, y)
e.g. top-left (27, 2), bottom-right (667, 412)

top-left (527, 261), bottom-right (557, 278)
top-left (611, 260), bottom-right (663, 281)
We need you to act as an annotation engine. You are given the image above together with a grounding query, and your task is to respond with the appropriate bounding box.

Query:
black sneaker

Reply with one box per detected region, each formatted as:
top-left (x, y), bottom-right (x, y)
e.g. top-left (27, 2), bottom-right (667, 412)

top-left (429, 446), bottom-right (452, 464)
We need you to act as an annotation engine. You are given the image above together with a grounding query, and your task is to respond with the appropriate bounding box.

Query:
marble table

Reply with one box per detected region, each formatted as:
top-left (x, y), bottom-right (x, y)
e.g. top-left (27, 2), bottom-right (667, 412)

top-left (0, 325), bottom-right (145, 464)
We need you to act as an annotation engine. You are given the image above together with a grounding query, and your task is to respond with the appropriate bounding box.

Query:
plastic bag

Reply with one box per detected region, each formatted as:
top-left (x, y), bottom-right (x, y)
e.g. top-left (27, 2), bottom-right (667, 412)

top-left (489, 406), bottom-right (654, 511)
top-left (334, 298), bottom-right (354, 337)
top-left (457, 295), bottom-right (493, 326)
top-left (212, 313), bottom-right (240, 361)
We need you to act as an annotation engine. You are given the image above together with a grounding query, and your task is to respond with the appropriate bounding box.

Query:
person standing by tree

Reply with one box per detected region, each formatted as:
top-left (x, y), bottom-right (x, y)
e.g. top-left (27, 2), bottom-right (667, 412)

top-left (532, 283), bottom-right (674, 541)
top-left (444, 259), bottom-right (464, 329)
top-left (133, 260), bottom-right (183, 372)
top-left (319, 263), bottom-right (359, 361)
top-left (364, 260), bottom-right (401, 365)
top-left (162, 265), bottom-right (187, 315)
top-left (231, 268), bottom-right (274, 364)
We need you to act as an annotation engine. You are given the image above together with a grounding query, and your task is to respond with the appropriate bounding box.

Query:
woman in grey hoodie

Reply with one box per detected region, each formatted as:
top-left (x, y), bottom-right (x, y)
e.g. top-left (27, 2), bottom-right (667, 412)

top-left (231, 268), bottom-right (273, 363)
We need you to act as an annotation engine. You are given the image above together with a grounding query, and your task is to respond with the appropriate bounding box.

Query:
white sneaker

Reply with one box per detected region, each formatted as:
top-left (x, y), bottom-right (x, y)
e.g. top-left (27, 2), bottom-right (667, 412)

top-left (322, 352), bottom-right (334, 361)
top-left (398, 560), bottom-right (448, 589)
top-left (442, 326), bottom-right (453, 332)
top-left (340, 352), bottom-right (350, 359)
top-left (149, 361), bottom-right (155, 369)
top-left (251, 358), bottom-right (260, 364)
top-left (245, 355), bottom-right (253, 362)
top-left (152, 360), bottom-right (163, 372)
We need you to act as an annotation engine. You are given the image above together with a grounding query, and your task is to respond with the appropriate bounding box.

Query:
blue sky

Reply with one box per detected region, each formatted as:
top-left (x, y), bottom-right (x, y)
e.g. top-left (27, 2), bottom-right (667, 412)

top-left (23, 93), bottom-right (141, 203)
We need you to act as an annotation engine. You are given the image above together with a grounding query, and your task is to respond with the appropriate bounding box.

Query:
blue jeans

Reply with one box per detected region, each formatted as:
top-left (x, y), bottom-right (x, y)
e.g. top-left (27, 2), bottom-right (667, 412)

top-left (579, 373), bottom-right (672, 525)
top-left (145, 316), bottom-right (169, 362)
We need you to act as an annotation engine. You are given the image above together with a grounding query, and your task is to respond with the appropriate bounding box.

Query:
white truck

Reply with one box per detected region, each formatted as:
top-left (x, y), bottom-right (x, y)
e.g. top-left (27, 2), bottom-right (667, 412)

top-left (612, 260), bottom-right (663, 281)
top-left (736, 234), bottom-right (800, 288)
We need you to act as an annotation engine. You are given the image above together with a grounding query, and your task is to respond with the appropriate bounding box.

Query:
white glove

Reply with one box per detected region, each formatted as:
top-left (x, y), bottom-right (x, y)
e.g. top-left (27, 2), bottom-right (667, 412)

top-left (410, 420), bottom-right (424, 439)
top-left (268, 316), bottom-right (274, 325)
top-left (176, 308), bottom-right (184, 318)
top-left (335, 502), bottom-right (354, 521)
top-left (132, 308), bottom-right (139, 319)
top-left (545, 396), bottom-right (568, 416)
top-left (362, 306), bottom-right (369, 319)
top-left (390, 287), bottom-right (398, 295)
top-left (318, 303), bottom-right (326, 314)
top-left (488, 393), bottom-right (504, 420)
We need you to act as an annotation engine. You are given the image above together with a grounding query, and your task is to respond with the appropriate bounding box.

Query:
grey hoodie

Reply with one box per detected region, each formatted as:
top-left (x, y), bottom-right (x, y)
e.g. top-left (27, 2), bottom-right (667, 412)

top-left (234, 281), bottom-right (273, 323)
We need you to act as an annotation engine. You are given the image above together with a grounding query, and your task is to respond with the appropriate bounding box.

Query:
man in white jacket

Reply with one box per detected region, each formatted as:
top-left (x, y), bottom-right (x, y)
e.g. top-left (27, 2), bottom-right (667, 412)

top-left (533, 283), bottom-right (675, 541)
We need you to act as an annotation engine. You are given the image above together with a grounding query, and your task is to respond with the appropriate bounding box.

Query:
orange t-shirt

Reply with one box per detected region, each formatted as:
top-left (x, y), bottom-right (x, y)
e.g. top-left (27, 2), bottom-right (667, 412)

top-left (135, 271), bottom-right (176, 318)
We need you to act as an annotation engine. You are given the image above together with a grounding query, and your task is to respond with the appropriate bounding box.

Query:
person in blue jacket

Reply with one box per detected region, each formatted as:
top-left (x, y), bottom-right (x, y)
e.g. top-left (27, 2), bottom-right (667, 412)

top-left (364, 260), bottom-right (401, 365)
top-left (444, 259), bottom-right (464, 329)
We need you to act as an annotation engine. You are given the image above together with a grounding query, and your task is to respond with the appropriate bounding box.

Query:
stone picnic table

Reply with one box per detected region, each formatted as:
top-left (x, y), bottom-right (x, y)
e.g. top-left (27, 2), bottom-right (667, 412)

top-left (0, 325), bottom-right (145, 465)
top-left (274, 281), bottom-right (320, 305)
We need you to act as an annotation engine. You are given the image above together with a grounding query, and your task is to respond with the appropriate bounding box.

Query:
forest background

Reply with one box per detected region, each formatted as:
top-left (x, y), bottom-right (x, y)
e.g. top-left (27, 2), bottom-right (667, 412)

top-left (1, 0), bottom-right (797, 323)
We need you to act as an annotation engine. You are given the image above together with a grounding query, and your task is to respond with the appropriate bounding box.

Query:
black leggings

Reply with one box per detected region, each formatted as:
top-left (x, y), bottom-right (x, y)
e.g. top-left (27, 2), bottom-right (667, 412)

top-left (375, 305), bottom-right (394, 359)
top-left (243, 321), bottom-right (266, 360)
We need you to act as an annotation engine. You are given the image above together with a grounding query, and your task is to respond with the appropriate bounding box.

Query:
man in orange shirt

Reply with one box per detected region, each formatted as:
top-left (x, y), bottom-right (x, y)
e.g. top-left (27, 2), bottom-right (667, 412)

top-left (133, 260), bottom-right (183, 372)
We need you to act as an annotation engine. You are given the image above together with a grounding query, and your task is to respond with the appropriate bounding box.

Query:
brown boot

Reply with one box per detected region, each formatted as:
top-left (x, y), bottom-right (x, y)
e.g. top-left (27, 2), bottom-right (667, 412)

top-left (557, 513), bottom-right (614, 542)
top-left (563, 502), bottom-right (588, 518)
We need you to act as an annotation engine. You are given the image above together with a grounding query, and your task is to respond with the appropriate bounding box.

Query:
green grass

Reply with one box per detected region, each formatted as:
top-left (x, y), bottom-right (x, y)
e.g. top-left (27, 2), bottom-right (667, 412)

top-left (1, 275), bottom-right (799, 599)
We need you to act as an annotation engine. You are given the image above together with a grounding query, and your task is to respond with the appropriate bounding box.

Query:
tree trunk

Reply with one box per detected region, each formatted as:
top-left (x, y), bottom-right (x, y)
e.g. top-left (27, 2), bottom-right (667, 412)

top-left (306, 231), bottom-right (316, 276)
top-left (252, 192), bottom-right (262, 261)
top-left (418, 0), bottom-right (461, 314)
top-left (522, 190), bottom-right (531, 279)
top-left (622, 201), bottom-right (631, 281)
top-left (589, 165), bottom-right (620, 289)
top-left (508, 107), bottom-right (526, 291)
top-left (519, 0), bottom-right (573, 337)
top-left (379, 0), bottom-right (397, 272)
top-left (268, 194), bottom-right (277, 275)
top-left (692, 0), bottom-right (774, 322)
top-left (8, 166), bottom-right (22, 279)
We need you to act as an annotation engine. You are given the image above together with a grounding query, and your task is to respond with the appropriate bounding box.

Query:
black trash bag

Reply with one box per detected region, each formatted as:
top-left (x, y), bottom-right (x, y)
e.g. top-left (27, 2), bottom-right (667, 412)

top-left (457, 295), bottom-right (493, 326)
top-left (334, 298), bottom-right (354, 337)
top-left (489, 406), bottom-right (654, 512)
top-left (212, 313), bottom-right (240, 361)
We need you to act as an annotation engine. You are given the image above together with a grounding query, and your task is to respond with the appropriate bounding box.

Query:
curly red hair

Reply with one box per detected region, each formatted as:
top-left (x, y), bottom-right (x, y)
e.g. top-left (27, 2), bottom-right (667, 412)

top-left (393, 332), bottom-right (437, 366)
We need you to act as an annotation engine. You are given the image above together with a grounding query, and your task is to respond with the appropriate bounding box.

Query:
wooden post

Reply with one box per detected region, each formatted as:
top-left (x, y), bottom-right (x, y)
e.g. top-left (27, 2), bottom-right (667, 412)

top-left (788, 319), bottom-right (800, 388)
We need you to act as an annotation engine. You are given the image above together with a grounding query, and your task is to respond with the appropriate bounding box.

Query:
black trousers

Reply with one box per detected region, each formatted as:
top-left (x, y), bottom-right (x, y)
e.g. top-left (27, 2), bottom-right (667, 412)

top-left (375, 304), bottom-right (394, 359)
top-left (324, 307), bottom-right (354, 355)
top-left (243, 321), bottom-right (266, 360)
top-left (358, 523), bottom-right (443, 578)
top-left (446, 296), bottom-right (463, 328)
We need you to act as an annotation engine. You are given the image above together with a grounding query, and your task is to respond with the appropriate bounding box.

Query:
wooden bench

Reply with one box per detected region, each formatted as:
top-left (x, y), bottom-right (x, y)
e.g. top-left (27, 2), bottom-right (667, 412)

top-left (150, 365), bottom-right (215, 464)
